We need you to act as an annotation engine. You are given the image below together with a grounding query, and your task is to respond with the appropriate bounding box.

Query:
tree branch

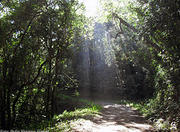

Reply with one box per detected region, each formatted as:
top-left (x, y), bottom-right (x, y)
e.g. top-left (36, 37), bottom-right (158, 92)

top-left (113, 13), bottom-right (138, 33)
top-left (12, 60), bottom-right (47, 126)
top-left (113, 13), bottom-right (162, 52)
top-left (13, 14), bottom-right (38, 55)
top-left (145, 39), bottom-right (162, 52)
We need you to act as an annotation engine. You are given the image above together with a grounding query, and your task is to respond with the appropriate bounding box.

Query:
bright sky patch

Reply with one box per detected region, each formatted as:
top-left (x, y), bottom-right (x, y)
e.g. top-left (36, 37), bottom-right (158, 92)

top-left (79, 0), bottom-right (99, 17)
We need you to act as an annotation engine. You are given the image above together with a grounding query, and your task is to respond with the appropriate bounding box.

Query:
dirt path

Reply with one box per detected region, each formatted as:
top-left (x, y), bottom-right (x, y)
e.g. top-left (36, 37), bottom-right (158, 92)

top-left (71, 101), bottom-right (154, 132)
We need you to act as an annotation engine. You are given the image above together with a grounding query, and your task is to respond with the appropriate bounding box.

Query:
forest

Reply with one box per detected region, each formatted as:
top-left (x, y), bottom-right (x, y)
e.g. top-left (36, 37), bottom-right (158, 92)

top-left (0, 0), bottom-right (180, 131)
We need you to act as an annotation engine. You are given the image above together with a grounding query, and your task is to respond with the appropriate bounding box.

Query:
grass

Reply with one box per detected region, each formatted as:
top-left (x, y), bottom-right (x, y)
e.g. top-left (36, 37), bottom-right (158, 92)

top-left (49, 107), bottom-right (100, 131)
top-left (25, 95), bottom-right (102, 131)
top-left (46, 97), bottom-right (102, 132)
top-left (54, 105), bottom-right (101, 122)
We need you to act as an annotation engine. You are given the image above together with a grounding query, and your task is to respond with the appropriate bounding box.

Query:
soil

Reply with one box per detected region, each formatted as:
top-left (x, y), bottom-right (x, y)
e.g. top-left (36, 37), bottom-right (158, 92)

top-left (71, 101), bottom-right (154, 132)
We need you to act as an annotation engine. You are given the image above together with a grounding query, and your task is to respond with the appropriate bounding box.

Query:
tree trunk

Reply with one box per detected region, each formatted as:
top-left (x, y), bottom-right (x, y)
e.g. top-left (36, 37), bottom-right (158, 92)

top-left (7, 87), bottom-right (11, 130)
top-left (1, 87), bottom-right (6, 129)
top-left (51, 87), bottom-right (55, 117)
top-left (1, 61), bottom-right (7, 129)
top-left (46, 60), bottom-right (52, 118)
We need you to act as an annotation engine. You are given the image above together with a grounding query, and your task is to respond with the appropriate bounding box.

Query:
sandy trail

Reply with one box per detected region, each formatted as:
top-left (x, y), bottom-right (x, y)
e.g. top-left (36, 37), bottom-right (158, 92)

top-left (71, 101), bottom-right (154, 132)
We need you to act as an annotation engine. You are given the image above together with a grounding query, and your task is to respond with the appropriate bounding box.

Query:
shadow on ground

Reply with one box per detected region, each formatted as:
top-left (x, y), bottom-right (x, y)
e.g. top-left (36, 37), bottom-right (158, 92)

top-left (71, 101), bottom-right (154, 132)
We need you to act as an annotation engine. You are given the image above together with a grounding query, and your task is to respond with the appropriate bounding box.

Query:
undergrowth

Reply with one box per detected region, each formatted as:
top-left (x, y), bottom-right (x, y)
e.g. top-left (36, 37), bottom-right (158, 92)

top-left (118, 99), bottom-right (179, 131)
top-left (49, 106), bottom-right (100, 131)
top-left (30, 96), bottom-right (102, 131)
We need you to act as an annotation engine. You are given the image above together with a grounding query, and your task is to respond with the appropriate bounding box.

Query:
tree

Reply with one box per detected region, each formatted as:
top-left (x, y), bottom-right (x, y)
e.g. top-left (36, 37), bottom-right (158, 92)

top-left (0, 0), bottom-right (85, 129)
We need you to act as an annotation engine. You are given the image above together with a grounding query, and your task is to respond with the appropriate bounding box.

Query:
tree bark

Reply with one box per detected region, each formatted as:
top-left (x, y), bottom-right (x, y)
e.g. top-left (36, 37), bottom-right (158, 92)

top-left (0, 87), bottom-right (6, 129)
top-left (7, 87), bottom-right (11, 130)
top-left (1, 60), bottom-right (7, 129)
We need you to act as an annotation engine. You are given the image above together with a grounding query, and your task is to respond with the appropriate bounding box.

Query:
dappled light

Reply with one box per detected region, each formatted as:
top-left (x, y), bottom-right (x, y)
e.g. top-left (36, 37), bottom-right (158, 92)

top-left (71, 102), bottom-right (153, 132)
top-left (0, 0), bottom-right (179, 131)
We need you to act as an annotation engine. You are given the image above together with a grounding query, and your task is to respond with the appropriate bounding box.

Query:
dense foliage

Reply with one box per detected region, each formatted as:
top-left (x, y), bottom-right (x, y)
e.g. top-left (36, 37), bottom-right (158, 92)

top-left (134, 0), bottom-right (180, 129)
top-left (0, 0), bottom-right (179, 131)
top-left (99, 0), bottom-right (155, 99)
top-left (0, 0), bottom-right (85, 129)
top-left (101, 0), bottom-right (180, 130)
